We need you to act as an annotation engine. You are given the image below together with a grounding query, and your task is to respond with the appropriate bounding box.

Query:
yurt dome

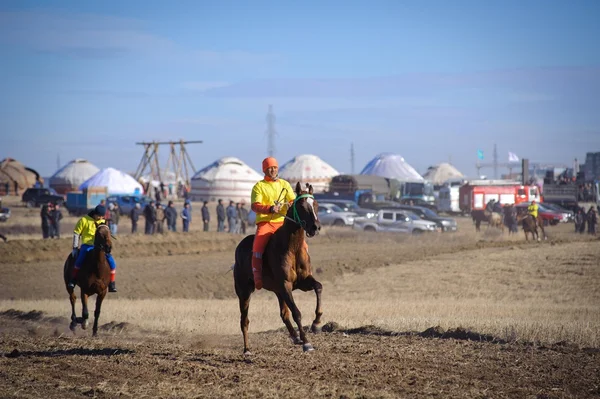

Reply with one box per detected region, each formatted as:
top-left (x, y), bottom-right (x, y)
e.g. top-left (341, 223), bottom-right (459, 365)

top-left (49, 159), bottom-right (100, 194)
top-left (422, 163), bottom-right (465, 185)
top-left (360, 153), bottom-right (423, 182)
top-left (79, 167), bottom-right (143, 195)
top-left (0, 158), bottom-right (40, 193)
top-left (279, 154), bottom-right (339, 193)
top-left (190, 157), bottom-right (262, 203)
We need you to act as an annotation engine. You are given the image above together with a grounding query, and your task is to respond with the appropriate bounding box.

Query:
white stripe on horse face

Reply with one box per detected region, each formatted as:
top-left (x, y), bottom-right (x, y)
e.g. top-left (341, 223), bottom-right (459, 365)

top-left (306, 197), bottom-right (318, 221)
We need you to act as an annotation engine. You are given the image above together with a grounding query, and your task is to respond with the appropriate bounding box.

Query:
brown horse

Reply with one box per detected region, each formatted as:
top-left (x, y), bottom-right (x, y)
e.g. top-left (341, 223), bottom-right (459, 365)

top-left (63, 223), bottom-right (112, 336)
top-left (233, 182), bottom-right (322, 355)
top-left (517, 213), bottom-right (539, 241)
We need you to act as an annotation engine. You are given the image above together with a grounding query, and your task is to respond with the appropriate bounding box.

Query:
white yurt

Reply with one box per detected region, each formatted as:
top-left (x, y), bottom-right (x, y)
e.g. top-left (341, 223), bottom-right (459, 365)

top-left (360, 153), bottom-right (424, 182)
top-left (190, 157), bottom-right (262, 203)
top-left (49, 159), bottom-right (100, 194)
top-left (79, 167), bottom-right (143, 195)
top-left (279, 154), bottom-right (339, 193)
top-left (422, 163), bottom-right (465, 185)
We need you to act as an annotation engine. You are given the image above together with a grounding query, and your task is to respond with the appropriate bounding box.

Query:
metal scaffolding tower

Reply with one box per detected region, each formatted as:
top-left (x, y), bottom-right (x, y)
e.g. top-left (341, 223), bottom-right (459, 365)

top-left (350, 142), bottom-right (355, 174)
top-left (134, 140), bottom-right (202, 187)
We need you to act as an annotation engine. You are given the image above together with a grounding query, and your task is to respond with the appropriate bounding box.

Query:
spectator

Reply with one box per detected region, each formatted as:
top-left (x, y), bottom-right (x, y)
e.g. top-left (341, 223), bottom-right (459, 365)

top-left (216, 199), bottom-right (225, 232)
top-left (575, 208), bottom-right (585, 234)
top-left (41, 203), bottom-right (51, 239)
top-left (4, 182), bottom-right (8, 196)
top-left (14, 181), bottom-right (18, 196)
top-left (201, 201), bottom-right (210, 232)
top-left (160, 182), bottom-right (165, 198)
top-left (50, 203), bottom-right (63, 238)
top-left (588, 206), bottom-right (597, 235)
top-left (165, 201), bottom-right (177, 232)
top-left (156, 203), bottom-right (165, 234)
top-left (130, 203), bottom-right (142, 234)
top-left (110, 203), bottom-right (120, 235)
top-left (168, 183), bottom-right (174, 197)
top-left (239, 202), bottom-right (249, 234)
top-left (144, 201), bottom-right (157, 235)
top-left (155, 187), bottom-right (161, 203)
top-left (226, 200), bottom-right (236, 233)
top-left (181, 202), bottom-right (191, 232)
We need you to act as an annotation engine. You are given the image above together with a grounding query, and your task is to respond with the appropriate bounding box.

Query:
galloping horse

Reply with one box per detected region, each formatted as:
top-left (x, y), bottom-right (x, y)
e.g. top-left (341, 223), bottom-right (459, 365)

top-left (233, 182), bottom-right (322, 355)
top-left (517, 213), bottom-right (539, 241)
top-left (63, 223), bottom-right (112, 336)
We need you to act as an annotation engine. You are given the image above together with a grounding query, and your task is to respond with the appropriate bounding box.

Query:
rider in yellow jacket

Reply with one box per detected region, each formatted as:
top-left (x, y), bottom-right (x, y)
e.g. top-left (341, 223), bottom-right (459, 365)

top-left (68, 204), bottom-right (118, 292)
top-left (250, 157), bottom-right (296, 290)
top-left (528, 200), bottom-right (539, 220)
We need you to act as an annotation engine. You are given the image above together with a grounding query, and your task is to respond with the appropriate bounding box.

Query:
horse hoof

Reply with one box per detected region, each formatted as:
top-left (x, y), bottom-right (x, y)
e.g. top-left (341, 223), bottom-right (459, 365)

top-left (303, 343), bottom-right (315, 352)
top-left (69, 322), bottom-right (77, 331)
top-left (311, 323), bottom-right (322, 334)
top-left (243, 350), bottom-right (252, 357)
top-left (292, 336), bottom-right (303, 345)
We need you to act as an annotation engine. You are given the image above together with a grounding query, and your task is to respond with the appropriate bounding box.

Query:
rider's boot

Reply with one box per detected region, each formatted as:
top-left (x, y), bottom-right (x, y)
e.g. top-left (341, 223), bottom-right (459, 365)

top-left (252, 255), bottom-right (263, 290)
top-left (68, 269), bottom-right (79, 289)
top-left (109, 272), bottom-right (117, 292)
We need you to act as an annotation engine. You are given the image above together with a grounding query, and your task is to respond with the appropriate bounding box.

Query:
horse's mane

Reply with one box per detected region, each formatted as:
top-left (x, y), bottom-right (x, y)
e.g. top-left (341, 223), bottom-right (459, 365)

top-left (91, 224), bottom-right (111, 276)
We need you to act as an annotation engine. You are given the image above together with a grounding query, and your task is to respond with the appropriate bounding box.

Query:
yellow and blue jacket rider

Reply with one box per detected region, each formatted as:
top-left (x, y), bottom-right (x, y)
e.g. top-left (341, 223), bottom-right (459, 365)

top-left (528, 201), bottom-right (539, 219)
top-left (68, 204), bottom-right (118, 292)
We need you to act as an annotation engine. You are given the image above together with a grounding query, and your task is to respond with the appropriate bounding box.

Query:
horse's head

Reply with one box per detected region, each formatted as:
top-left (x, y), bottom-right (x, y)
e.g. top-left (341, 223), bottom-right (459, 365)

top-left (94, 222), bottom-right (112, 253)
top-left (290, 182), bottom-right (321, 237)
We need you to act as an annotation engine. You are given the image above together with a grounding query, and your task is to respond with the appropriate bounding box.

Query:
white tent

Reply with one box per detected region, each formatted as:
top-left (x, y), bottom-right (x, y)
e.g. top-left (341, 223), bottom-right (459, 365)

top-left (422, 163), bottom-right (465, 185)
top-left (49, 159), bottom-right (100, 194)
top-left (279, 154), bottom-right (339, 193)
top-left (190, 157), bottom-right (262, 203)
top-left (360, 153), bottom-right (424, 182)
top-left (79, 167), bottom-right (143, 195)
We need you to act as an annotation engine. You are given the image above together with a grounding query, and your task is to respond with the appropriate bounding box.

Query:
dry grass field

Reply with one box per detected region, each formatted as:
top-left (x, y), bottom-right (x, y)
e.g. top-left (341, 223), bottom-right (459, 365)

top-left (1, 195), bottom-right (599, 398)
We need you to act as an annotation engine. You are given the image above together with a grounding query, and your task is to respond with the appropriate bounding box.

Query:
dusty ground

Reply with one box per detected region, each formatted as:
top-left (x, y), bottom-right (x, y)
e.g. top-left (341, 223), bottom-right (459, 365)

top-left (1, 200), bottom-right (600, 398)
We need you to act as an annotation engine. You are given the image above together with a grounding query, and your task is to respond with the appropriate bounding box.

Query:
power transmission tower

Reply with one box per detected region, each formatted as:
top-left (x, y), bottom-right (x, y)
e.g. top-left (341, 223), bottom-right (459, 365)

top-left (134, 140), bottom-right (202, 188)
top-left (57, 153), bottom-right (61, 170)
top-left (350, 142), bottom-right (355, 174)
top-left (266, 104), bottom-right (277, 157)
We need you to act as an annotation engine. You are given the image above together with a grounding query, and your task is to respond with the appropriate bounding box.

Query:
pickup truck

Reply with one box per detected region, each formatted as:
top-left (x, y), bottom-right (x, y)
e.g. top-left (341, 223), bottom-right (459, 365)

top-left (353, 209), bottom-right (439, 234)
top-left (21, 188), bottom-right (65, 208)
top-left (66, 187), bottom-right (108, 216)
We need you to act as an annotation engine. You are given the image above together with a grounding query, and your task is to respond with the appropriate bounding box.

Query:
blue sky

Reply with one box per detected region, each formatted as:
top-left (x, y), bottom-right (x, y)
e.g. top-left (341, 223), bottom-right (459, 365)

top-left (1, 0), bottom-right (599, 179)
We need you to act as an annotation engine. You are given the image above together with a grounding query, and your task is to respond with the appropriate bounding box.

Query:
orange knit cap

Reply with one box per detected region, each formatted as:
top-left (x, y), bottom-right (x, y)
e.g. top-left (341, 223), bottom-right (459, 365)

top-left (262, 157), bottom-right (278, 173)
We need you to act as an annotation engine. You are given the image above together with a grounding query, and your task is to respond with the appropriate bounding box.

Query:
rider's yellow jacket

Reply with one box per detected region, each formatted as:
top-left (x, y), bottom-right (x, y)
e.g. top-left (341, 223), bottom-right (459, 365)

top-left (528, 203), bottom-right (539, 218)
top-left (251, 178), bottom-right (295, 224)
top-left (74, 215), bottom-right (106, 246)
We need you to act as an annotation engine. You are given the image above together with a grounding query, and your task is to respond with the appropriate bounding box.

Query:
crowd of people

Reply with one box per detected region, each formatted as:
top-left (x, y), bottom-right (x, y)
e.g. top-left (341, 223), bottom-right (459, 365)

top-left (574, 206), bottom-right (598, 235)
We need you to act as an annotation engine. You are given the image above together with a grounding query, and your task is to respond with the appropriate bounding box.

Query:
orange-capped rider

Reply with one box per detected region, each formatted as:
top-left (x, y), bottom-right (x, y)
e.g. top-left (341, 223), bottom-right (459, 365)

top-left (251, 157), bottom-right (296, 290)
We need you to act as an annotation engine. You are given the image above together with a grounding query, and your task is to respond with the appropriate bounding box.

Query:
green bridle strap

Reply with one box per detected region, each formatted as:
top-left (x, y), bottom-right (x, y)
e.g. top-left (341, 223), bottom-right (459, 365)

top-left (292, 193), bottom-right (314, 225)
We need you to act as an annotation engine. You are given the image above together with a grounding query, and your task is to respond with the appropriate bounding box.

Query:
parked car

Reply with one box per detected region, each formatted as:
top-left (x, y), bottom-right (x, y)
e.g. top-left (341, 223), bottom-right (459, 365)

top-left (21, 188), bottom-right (65, 208)
top-left (392, 205), bottom-right (458, 232)
top-left (317, 203), bottom-right (357, 227)
top-left (353, 209), bottom-right (439, 234)
top-left (106, 194), bottom-right (154, 216)
top-left (542, 203), bottom-right (574, 222)
top-left (514, 202), bottom-right (568, 225)
top-left (0, 206), bottom-right (10, 222)
top-left (399, 197), bottom-right (438, 212)
top-left (318, 199), bottom-right (377, 218)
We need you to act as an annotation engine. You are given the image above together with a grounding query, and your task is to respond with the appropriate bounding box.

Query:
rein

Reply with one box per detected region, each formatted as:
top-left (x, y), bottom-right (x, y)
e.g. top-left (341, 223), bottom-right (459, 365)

top-left (275, 193), bottom-right (314, 228)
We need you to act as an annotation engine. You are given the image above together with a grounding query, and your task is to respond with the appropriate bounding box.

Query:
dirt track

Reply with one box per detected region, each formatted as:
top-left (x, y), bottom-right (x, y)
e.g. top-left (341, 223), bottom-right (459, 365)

top-left (2, 220), bottom-right (600, 398)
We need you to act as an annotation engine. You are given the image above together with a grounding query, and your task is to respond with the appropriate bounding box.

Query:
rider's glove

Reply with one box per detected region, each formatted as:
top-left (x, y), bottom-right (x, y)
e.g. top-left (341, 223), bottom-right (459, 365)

top-left (71, 248), bottom-right (79, 259)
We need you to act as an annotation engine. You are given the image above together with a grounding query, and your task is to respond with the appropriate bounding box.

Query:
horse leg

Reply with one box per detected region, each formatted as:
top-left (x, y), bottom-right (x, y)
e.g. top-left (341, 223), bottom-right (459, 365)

top-left (92, 290), bottom-right (106, 337)
top-left (538, 219), bottom-right (547, 240)
top-left (276, 294), bottom-right (301, 345)
top-left (281, 281), bottom-right (314, 352)
top-left (80, 293), bottom-right (89, 330)
top-left (238, 293), bottom-right (252, 355)
top-left (69, 290), bottom-right (77, 331)
top-left (296, 276), bottom-right (324, 333)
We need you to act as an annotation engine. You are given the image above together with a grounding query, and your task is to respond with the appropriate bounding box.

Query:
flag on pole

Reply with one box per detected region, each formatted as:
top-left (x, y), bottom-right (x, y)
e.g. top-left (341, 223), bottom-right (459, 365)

top-left (508, 152), bottom-right (519, 162)
top-left (477, 150), bottom-right (484, 160)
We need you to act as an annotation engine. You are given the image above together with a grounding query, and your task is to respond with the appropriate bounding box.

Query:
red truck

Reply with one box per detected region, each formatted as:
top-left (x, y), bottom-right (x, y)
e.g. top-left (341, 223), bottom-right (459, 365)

top-left (459, 180), bottom-right (541, 213)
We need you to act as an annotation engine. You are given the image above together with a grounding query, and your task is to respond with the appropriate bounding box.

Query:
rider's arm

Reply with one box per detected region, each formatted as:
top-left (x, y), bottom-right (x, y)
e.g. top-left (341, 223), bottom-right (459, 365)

top-left (251, 184), bottom-right (273, 214)
top-left (73, 217), bottom-right (85, 248)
